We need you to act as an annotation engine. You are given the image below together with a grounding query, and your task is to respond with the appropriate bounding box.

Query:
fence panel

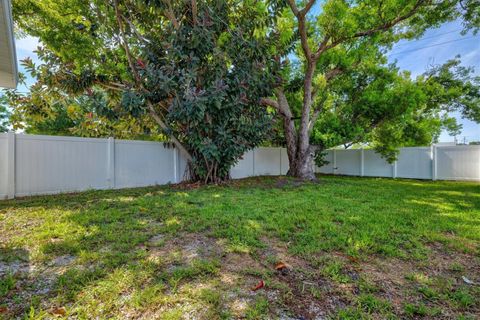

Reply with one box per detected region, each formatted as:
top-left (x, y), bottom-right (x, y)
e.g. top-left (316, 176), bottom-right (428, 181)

top-left (316, 150), bottom-right (334, 174)
top-left (363, 149), bottom-right (392, 177)
top-left (114, 140), bottom-right (175, 188)
top-left (230, 150), bottom-right (254, 179)
top-left (436, 145), bottom-right (480, 181)
top-left (280, 148), bottom-right (289, 175)
top-left (254, 147), bottom-right (282, 176)
top-left (0, 134), bottom-right (7, 198)
top-left (14, 135), bottom-right (109, 197)
top-left (335, 149), bottom-right (361, 176)
top-left (397, 147), bottom-right (432, 179)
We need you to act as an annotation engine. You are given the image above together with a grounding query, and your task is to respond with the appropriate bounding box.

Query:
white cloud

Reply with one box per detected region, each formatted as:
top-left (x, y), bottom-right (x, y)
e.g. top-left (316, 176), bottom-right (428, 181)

top-left (15, 36), bottom-right (40, 52)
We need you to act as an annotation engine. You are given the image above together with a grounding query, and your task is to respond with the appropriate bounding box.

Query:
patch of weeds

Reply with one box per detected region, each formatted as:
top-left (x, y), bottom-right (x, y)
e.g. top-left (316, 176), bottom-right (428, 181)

top-left (199, 288), bottom-right (221, 307)
top-left (241, 267), bottom-right (270, 278)
top-left (227, 242), bottom-right (252, 254)
top-left (358, 277), bottom-right (379, 294)
top-left (405, 272), bottom-right (431, 285)
top-left (245, 297), bottom-right (269, 320)
top-left (449, 288), bottom-right (475, 308)
top-left (163, 259), bottom-right (219, 291)
top-left (160, 308), bottom-right (183, 320)
top-left (322, 260), bottom-right (350, 284)
top-left (309, 286), bottom-right (323, 299)
top-left (448, 262), bottom-right (464, 272)
top-left (333, 307), bottom-right (371, 320)
top-left (0, 247), bottom-right (29, 263)
top-left (264, 254), bottom-right (277, 266)
top-left (23, 306), bottom-right (50, 320)
top-left (0, 273), bottom-right (16, 297)
top-left (41, 240), bottom-right (79, 257)
top-left (357, 294), bottom-right (392, 315)
top-left (198, 288), bottom-right (230, 319)
top-left (403, 302), bottom-right (440, 317)
top-left (55, 267), bottom-right (106, 301)
top-left (129, 283), bottom-right (166, 310)
top-left (418, 286), bottom-right (439, 301)
top-left (268, 280), bottom-right (294, 303)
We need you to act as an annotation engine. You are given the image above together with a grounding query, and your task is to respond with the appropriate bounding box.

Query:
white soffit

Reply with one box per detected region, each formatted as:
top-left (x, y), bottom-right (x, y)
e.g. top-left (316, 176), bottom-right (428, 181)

top-left (0, 0), bottom-right (18, 88)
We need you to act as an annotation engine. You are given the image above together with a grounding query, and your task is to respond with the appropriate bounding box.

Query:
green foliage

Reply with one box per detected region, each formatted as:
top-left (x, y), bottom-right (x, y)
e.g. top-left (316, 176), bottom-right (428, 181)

top-left (11, 0), bottom-right (280, 182)
top-left (314, 149), bottom-right (330, 167)
top-left (4, 56), bottom-right (165, 139)
top-left (0, 95), bottom-right (10, 132)
top-left (0, 273), bottom-right (16, 297)
top-left (139, 1), bottom-right (278, 181)
top-left (308, 58), bottom-right (479, 162)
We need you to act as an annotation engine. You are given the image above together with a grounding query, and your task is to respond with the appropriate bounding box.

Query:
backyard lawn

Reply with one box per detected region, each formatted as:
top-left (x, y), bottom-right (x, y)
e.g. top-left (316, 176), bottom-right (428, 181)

top-left (0, 175), bottom-right (479, 319)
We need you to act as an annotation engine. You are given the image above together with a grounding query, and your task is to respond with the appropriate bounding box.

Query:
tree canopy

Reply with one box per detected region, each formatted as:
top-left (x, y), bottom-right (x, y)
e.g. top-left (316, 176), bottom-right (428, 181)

top-left (5, 0), bottom-right (480, 182)
top-left (9, 0), bottom-right (280, 182)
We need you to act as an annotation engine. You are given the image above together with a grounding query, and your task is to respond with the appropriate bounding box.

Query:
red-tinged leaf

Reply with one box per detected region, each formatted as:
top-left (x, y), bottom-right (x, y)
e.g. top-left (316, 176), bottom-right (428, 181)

top-left (251, 280), bottom-right (265, 291)
top-left (0, 306), bottom-right (8, 313)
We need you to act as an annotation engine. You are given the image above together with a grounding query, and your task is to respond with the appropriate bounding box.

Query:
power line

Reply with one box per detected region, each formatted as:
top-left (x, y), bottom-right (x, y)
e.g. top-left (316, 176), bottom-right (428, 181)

top-left (393, 29), bottom-right (463, 48)
top-left (388, 36), bottom-right (477, 56)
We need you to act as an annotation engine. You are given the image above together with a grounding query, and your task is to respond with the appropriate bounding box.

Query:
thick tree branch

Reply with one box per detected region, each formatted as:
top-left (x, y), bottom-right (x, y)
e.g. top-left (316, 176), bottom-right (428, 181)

top-left (259, 97), bottom-right (279, 110)
top-left (113, 0), bottom-right (141, 83)
top-left (313, 36), bottom-right (330, 60)
top-left (309, 108), bottom-right (321, 130)
top-left (191, 0), bottom-right (198, 25)
top-left (287, 0), bottom-right (316, 61)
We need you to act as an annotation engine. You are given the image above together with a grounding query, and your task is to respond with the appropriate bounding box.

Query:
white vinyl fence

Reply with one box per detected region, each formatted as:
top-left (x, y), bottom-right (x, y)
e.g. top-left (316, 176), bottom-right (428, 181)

top-left (317, 146), bottom-right (480, 181)
top-left (0, 132), bottom-right (479, 199)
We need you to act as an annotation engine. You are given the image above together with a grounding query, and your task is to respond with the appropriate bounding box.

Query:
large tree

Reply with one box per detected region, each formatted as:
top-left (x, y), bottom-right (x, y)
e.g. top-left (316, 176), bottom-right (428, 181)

top-left (261, 0), bottom-right (480, 179)
top-left (11, 0), bottom-right (280, 182)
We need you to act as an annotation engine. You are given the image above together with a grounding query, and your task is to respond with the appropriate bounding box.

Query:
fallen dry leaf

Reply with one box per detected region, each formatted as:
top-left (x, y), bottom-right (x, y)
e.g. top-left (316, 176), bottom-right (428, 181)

top-left (275, 262), bottom-right (288, 270)
top-left (51, 307), bottom-right (66, 316)
top-left (251, 280), bottom-right (265, 291)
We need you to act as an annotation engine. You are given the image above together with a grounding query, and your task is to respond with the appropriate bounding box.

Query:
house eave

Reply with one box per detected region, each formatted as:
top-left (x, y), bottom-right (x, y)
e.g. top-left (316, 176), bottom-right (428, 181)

top-left (0, 0), bottom-right (18, 89)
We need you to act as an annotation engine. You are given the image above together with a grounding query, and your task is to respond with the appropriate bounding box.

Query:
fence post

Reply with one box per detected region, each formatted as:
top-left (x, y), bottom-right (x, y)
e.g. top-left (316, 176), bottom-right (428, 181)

top-left (173, 146), bottom-right (178, 183)
top-left (252, 149), bottom-right (256, 176)
top-left (432, 145), bottom-right (437, 181)
top-left (279, 148), bottom-right (282, 175)
top-left (333, 149), bottom-right (337, 175)
top-left (6, 132), bottom-right (15, 199)
top-left (107, 137), bottom-right (115, 188)
top-left (360, 148), bottom-right (364, 177)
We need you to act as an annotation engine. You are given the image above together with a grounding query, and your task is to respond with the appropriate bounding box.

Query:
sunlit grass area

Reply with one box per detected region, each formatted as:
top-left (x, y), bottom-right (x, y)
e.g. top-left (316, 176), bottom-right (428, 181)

top-left (0, 175), bottom-right (479, 319)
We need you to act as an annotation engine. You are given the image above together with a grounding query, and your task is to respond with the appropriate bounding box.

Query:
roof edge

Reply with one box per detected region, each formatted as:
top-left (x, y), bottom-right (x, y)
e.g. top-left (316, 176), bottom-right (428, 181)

top-left (1, 0), bottom-right (18, 88)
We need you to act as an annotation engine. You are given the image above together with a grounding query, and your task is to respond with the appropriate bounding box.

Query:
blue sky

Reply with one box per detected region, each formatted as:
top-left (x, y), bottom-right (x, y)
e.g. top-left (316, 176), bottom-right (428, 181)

top-left (11, 19), bottom-right (480, 143)
top-left (387, 20), bottom-right (480, 143)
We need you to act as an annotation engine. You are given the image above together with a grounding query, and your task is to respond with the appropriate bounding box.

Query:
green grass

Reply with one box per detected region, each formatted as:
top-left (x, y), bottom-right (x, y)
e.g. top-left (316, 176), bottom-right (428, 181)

top-left (0, 175), bottom-right (479, 319)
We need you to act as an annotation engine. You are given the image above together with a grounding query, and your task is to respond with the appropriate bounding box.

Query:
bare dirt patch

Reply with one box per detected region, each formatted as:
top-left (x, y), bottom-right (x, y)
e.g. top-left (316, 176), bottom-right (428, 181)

top-left (0, 248), bottom-right (76, 317)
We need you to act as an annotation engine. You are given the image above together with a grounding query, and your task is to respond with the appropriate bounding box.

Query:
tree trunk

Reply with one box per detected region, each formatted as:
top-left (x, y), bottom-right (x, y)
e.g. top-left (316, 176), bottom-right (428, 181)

top-left (287, 145), bottom-right (316, 180)
top-left (273, 89), bottom-right (317, 181)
